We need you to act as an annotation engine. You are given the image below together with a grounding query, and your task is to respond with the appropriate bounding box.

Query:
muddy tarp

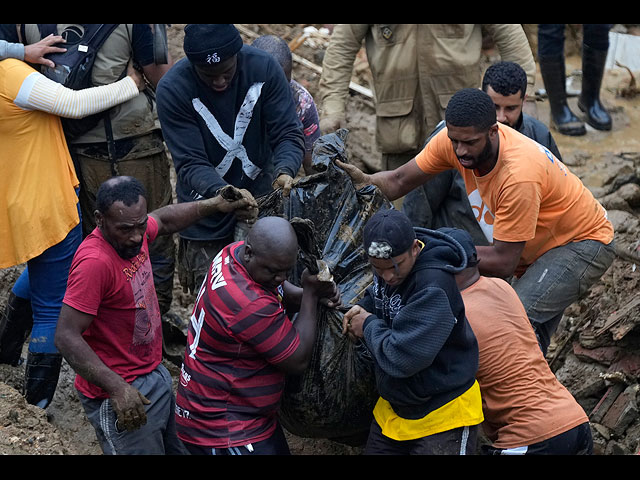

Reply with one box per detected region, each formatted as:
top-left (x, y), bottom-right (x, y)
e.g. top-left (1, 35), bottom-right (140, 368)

top-left (257, 130), bottom-right (390, 444)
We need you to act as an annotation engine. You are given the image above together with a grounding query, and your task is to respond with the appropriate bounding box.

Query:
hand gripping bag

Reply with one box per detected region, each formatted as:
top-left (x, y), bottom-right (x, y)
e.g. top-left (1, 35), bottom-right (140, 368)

top-left (257, 129), bottom-right (391, 444)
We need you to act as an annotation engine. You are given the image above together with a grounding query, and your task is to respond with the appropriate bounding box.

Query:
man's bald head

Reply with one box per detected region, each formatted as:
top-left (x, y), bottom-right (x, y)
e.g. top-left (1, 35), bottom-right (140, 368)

top-left (247, 216), bottom-right (298, 257)
top-left (243, 216), bottom-right (299, 291)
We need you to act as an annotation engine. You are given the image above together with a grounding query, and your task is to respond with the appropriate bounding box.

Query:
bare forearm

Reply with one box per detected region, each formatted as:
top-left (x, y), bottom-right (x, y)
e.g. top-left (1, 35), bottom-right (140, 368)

top-left (153, 196), bottom-right (238, 235)
top-left (282, 281), bottom-right (303, 313)
top-left (56, 334), bottom-right (128, 396)
top-left (370, 165), bottom-right (433, 201)
top-left (475, 245), bottom-right (520, 279)
top-left (151, 201), bottom-right (208, 235)
top-left (152, 191), bottom-right (256, 236)
top-left (370, 170), bottom-right (411, 201)
top-left (337, 157), bottom-right (433, 201)
top-left (291, 290), bottom-right (320, 365)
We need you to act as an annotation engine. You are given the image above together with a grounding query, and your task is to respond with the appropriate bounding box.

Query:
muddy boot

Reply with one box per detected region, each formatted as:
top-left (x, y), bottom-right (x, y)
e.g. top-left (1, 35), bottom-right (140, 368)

top-left (539, 55), bottom-right (586, 136)
top-left (23, 352), bottom-right (62, 409)
top-left (578, 44), bottom-right (612, 131)
top-left (0, 292), bottom-right (33, 366)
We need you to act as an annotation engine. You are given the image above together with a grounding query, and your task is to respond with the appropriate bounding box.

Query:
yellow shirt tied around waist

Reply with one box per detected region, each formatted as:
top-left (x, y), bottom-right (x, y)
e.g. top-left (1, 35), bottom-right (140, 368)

top-left (373, 380), bottom-right (483, 441)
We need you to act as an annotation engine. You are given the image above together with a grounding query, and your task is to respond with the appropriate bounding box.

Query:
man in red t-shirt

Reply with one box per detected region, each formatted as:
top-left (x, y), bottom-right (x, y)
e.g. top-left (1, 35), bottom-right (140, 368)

top-left (176, 216), bottom-right (340, 455)
top-left (55, 175), bottom-right (257, 455)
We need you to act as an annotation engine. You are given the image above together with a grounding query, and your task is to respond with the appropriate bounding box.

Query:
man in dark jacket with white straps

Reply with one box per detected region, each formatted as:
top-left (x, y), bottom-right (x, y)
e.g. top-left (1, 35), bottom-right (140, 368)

top-left (342, 208), bottom-right (482, 455)
top-left (156, 24), bottom-right (304, 296)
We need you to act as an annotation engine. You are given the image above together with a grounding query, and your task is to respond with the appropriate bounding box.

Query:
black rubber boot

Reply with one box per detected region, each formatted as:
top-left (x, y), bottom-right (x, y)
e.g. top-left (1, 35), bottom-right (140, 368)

top-left (578, 44), bottom-right (612, 131)
top-left (539, 55), bottom-right (586, 136)
top-left (0, 292), bottom-right (33, 366)
top-left (23, 352), bottom-right (63, 409)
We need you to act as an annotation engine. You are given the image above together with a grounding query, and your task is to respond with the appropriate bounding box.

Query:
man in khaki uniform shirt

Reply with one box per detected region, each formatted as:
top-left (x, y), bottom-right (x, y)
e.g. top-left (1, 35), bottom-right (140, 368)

top-left (319, 24), bottom-right (536, 171)
top-left (319, 24), bottom-right (535, 238)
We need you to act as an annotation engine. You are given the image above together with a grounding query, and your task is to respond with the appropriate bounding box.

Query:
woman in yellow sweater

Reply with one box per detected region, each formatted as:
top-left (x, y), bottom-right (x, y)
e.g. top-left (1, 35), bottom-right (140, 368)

top-left (0, 56), bottom-right (144, 408)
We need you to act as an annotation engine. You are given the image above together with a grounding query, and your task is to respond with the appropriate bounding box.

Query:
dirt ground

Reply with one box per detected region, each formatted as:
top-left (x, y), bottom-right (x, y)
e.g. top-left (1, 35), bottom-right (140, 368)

top-left (2, 24), bottom-right (640, 455)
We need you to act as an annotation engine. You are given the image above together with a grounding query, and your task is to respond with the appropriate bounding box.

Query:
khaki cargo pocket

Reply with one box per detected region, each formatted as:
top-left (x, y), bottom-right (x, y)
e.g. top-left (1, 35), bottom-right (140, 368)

top-left (375, 98), bottom-right (421, 154)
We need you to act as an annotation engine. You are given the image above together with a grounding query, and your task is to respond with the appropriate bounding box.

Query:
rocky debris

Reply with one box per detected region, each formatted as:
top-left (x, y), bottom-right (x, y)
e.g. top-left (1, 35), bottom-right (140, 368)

top-left (0, 381), bottom-right (82, 455)
top-left (551, 151), bottom-right (640, 455)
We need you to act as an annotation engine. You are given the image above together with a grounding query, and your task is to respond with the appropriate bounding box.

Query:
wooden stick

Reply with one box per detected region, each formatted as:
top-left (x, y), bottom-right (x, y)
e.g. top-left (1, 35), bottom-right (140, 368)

top-left (235, 24), bottom-right (373, 100)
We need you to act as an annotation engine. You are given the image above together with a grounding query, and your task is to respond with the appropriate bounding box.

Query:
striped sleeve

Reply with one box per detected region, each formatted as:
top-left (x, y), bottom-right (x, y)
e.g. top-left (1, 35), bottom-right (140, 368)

top-left (225, 293), bottom-right (300, 365)
top-left (13, 71), bottom-right (139, 119)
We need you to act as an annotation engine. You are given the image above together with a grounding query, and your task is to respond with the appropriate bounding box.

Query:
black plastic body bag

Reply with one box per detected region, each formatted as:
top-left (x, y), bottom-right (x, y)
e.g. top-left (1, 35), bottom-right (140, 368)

top-left (257, 130), bottom-right (391, 445)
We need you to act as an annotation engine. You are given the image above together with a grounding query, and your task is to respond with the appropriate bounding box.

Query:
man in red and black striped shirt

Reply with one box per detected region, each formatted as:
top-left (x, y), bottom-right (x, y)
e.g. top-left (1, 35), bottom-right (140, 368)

top-left (176, 216), bottom-right (340, 455)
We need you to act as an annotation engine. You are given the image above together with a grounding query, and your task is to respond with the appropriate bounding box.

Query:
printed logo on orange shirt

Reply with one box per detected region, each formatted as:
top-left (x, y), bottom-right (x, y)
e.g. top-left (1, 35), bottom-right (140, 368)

top-left (468, 189), bottom-right (495, 243)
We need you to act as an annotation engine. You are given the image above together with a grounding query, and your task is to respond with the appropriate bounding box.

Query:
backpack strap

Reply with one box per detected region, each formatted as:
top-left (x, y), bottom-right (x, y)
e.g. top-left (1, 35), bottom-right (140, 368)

top-left (36, 24), bottom-right (58, 38)
top-left (104, 110), bottom-right (120, 176)
top-left (152, 24), bottom-right (169, 65)
top-left (82, 24), bottom-right (119, 63)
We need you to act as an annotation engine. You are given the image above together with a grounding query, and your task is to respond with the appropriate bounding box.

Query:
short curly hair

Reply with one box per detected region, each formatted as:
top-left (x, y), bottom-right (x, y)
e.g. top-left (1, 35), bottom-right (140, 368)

top-left (96, 176), bottom-right (146, 214)
top-left (445, 88), bottom-right (497, 131)
top-left (482, 61), bottom-right (528, 98)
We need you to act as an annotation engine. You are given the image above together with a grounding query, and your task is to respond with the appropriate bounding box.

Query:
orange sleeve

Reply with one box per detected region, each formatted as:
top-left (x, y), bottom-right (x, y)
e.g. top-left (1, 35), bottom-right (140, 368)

top-left (415, 128), bottom-right (459, 175)
top-left (2, 59), bottom-right (35, 99)
top-left (492, 181), bottom-right (540, 243)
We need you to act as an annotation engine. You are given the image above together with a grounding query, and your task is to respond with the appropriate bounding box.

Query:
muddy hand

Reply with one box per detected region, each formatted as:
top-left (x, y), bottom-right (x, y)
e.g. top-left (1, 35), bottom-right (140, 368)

top-left (301, 270), bottom-right (340, 307)
top-left (200, 189), bottom-right (258, 220)
top-left (126, 60), bottom-right (146, 92)
top-left (318, 280), bottom-right (342, 309)
top-left (334, 160), bottom-right (371, 189)
top-left (111, 383), bottom-right (151, 432)
top-left (231, 188), bottom-right (259, 224)
top-left (272, 174), bottom-right (295, 197)
top-left (319, 114), bottom-right (344, 134)
top-left (341, 305), bottom-right (368, 341)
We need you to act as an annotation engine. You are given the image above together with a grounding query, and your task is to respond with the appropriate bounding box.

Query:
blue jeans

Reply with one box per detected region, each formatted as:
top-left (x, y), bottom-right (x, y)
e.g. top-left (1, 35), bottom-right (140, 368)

top-left (11, 269), bottom-right (31, 299)
top-left (13, 198), bottom-right (82, 354)
top-left (512, 239), bottom-right (615, 354)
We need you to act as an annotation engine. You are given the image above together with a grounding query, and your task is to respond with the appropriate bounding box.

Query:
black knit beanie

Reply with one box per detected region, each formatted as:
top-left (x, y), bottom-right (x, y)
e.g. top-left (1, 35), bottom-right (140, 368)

top-left (183, 24), bottom-right (243, 65)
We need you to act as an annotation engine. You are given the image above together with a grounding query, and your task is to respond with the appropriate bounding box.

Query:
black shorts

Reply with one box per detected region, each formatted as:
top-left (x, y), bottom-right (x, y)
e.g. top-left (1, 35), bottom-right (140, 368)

top-left (181, 423), bottom-right (291, 455)
top-left (481, 422), bottom-right (593, 455)
top-left (364, 419), bottom-right (479, 455)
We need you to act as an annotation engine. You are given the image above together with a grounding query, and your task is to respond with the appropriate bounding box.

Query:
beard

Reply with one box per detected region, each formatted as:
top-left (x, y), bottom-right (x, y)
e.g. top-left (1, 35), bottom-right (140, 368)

top-left (456, 134), bottom-right (493, 170)
top-left (116, 243), bottom-right (143, 259)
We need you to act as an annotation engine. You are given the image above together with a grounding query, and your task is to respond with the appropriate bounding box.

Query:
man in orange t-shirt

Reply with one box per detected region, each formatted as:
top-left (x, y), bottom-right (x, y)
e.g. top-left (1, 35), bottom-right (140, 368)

top-left (336, 88), bottom-right (615, 355)
top-left (444, 226), bottom-right (592, 455)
